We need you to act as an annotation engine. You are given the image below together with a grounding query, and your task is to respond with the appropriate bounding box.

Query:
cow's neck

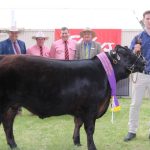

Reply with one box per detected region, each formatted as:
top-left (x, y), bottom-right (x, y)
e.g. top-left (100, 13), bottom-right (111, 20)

top-left (106, 53), bottom-right (130, 82)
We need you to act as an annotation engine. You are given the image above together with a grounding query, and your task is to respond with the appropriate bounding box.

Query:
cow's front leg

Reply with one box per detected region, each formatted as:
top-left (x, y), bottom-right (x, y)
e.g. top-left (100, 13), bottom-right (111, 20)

top-left (84, 118), bottom-right (97, 150)
top-left (73, 117), bottom-right (83, 146)
top-left (2, 106), bottom-right (18, 149)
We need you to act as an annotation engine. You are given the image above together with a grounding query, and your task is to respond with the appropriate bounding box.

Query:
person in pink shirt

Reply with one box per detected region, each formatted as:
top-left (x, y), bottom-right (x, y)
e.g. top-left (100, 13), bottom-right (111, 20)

top-left (49, 27), bottom-right (77, 60)
top-left (27, 32), bottom-right (50, 57)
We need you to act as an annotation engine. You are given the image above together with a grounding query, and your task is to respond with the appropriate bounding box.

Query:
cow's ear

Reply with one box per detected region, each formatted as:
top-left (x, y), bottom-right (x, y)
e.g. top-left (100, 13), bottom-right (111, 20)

top-left (111, 45), bottom-right (121, 58)
top-left (110, 48), bottom-right (120, 64)
top-left (124, 46), bottom-right (128, 49)
top-left (110, 50), bottom-right (118, 64)
top-left (114, 45), bottom-right (120, 51)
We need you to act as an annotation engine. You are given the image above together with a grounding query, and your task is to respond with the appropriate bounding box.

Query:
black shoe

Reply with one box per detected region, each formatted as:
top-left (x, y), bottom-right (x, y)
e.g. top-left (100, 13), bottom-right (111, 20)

top-left (124, 132), bottom-right (136, 141)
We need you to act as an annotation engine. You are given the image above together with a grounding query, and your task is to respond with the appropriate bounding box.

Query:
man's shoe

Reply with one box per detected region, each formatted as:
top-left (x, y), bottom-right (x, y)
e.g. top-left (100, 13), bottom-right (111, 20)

top-left (124, 132), bottom-right (136, 141)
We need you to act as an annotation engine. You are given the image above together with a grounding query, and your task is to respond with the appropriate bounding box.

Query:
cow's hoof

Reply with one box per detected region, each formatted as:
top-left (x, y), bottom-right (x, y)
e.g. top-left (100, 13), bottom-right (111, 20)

top-left (11, 147), bottom-right (20, 150)
top-left (75, 143), bottom-right (82, 146)
top-left (73, 136), bottom-right (81, 146)
top-left (74, 141), bottom-right (82, 146)
top-left (9, 143), bottom-right (17, 149)
top-left (88, 146), bottom-right (97, 150)
top-left (88, 144), bottom-right (97, 150)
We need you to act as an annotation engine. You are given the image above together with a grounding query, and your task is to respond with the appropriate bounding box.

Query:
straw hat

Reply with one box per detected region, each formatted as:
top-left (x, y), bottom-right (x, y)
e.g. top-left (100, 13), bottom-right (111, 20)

top-left (80, 28), bottom-right (96, 38)
top-left (32, 32), bottom-right (48, 39)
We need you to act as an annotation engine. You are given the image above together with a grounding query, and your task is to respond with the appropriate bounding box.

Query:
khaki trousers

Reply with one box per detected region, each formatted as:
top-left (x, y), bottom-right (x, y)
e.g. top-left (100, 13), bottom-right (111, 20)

top-left (128, 72), bottom-right (150, 133)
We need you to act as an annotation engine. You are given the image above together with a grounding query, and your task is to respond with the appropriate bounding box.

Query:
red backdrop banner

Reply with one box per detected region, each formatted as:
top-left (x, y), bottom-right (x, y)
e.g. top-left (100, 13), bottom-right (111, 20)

top-left (55, 29), bottom-right (121, 51)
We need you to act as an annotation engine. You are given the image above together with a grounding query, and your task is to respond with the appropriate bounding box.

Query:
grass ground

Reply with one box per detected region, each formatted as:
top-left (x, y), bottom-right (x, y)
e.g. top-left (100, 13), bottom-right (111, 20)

top-left (0, 98), bottom-right (149, 150)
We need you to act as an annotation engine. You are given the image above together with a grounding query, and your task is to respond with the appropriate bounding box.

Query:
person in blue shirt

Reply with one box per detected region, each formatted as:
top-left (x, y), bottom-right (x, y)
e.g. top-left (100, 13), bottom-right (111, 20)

top-left (124, 10), bottom-right (150, 141)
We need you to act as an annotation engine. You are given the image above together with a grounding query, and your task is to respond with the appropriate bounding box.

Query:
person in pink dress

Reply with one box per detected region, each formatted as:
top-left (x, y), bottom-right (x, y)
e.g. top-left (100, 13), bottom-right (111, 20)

top-left (49, 27), bottom-right (77, 60)
top-left (27, 32), bottom-right (50, 57)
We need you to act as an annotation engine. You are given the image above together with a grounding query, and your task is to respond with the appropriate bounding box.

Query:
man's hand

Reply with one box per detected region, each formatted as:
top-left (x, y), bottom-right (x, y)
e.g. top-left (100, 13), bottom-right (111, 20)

top-left (134, 43), bottom-right (141, 54)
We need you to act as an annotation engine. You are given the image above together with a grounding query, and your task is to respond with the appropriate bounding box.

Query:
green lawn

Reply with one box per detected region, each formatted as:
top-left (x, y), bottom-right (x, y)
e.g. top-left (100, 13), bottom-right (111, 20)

top-left (0, 98), bottom-right (149, 150)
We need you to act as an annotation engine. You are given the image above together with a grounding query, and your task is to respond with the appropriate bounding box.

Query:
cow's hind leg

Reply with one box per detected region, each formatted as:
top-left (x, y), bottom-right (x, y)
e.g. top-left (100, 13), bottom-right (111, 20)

top-left (73, 117), bottom-right (83, 146)
top-left (84, 117), bottom-right (97, 150)
top-left (2, 106), bottom-right (18, 149)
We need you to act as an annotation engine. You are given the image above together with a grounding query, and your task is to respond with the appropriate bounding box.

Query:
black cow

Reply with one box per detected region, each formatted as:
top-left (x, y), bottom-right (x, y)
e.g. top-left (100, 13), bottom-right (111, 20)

top-left (0, 45), bottom-right (145, 150)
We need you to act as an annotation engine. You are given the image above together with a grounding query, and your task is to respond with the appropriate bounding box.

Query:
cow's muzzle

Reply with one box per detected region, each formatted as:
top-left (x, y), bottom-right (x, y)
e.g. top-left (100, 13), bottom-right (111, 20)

top-left (127, 53), bottom-right (146, 73)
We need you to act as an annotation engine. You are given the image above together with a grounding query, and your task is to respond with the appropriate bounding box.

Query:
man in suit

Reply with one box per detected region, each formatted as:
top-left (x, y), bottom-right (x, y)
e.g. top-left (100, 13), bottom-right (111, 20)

top-left (0, 26), bottom-right (26, 54)
top-left (0, 26), bottom-right (26, 115)
top-left (75, 28), bottom-right (101, 59)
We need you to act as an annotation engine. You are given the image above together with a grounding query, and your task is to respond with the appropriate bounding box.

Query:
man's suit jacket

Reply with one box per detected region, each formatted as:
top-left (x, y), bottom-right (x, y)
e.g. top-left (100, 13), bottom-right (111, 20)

top-left (75, 41), bottom-right (101, 59)
top-left (0, 39), bottom-right (26, 54)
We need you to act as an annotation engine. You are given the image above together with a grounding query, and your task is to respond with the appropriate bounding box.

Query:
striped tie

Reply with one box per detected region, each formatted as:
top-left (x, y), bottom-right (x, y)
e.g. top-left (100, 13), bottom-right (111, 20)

top-left (40, 46), bottom-right (43, 56)
top-left (64, 41), bottom-right (69, 60)
top-left (13, 42), bottom-right (21, 54)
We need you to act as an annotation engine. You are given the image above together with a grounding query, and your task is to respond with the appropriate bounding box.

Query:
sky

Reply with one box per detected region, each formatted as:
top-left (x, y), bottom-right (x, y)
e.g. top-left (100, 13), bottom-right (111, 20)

top-left (0, 0), bottom-right (149, 29)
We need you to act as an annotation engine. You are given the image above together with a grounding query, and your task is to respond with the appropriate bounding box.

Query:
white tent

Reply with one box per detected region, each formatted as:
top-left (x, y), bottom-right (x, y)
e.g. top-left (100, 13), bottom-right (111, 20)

top-left (0, 0), bottom-right (149, 29)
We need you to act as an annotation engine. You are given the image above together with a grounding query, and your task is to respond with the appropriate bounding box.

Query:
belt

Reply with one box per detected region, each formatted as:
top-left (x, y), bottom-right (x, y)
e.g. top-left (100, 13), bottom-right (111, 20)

top-left (143, 71), bottom-right (150, 75)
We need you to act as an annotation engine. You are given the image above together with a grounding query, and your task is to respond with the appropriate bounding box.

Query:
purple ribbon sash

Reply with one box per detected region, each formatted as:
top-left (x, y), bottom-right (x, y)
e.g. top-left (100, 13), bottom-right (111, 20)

top-left (97, 52), bottom-right (120, 112)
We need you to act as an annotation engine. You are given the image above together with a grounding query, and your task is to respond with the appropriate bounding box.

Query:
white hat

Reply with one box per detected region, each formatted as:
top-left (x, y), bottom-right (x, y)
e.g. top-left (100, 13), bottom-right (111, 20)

top-left (7, 26), bottom-right (21, 32)
top-left (32, 32), bottom-right (48, 39)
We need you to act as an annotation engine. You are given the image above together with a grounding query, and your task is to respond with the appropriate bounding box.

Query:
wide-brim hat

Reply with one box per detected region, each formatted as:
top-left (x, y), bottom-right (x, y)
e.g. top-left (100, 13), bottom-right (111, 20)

top-left (6, 26), bottom-right (22, 33)
top-left (32, 32), bottom-right (48, 40)
top-left (80, 28), bottom-right (96, 38)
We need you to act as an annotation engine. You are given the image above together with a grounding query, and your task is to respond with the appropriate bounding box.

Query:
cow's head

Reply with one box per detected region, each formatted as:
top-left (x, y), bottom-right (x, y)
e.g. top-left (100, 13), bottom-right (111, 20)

top-left (109, 45), bottom-right (146, 81)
